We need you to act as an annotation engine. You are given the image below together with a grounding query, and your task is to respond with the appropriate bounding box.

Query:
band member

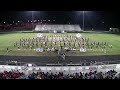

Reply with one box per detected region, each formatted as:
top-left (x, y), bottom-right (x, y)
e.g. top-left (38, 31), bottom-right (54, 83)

top-left (7, 47), bottom-right (9, 52)
top-left (61, 53), bottom-right (65, 60)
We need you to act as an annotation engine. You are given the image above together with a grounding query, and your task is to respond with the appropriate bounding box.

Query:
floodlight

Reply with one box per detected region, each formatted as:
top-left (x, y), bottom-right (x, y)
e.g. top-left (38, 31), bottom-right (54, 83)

top-left (76, 11), bottom-right (90, 30)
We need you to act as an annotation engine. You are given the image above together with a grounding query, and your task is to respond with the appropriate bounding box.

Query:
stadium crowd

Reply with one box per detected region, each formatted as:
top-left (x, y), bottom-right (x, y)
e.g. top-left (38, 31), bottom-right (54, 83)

top-left (26, 70), bottom-right (118, 79)
top-left (0, 70), bottom-right (24, 79)
top-left (0, 22), bottom-right (38, 31)
top-left (0, 69), bottom-right (119, 79)
top-left (0, 20), bottom-right (54, 31)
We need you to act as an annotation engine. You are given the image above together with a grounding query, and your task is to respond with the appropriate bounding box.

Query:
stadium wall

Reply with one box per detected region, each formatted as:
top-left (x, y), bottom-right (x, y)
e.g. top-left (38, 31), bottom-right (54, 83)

top-left (0, 64), bottom-right (120, 74)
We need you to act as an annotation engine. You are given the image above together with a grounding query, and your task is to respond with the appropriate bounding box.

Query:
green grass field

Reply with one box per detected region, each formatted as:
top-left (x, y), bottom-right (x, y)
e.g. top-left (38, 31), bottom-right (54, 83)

top-left (0, 32), bottom-right (120, 56)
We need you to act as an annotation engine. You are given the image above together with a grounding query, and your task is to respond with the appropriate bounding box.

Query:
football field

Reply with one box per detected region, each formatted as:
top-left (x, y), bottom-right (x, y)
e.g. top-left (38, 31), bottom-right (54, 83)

top-left (0, 32), bottom-right (120, 56)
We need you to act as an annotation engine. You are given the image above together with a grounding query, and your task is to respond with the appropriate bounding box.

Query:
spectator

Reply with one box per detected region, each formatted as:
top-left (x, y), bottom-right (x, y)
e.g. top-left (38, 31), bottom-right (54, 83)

top-left (0, 69), bottom-right (118, 79)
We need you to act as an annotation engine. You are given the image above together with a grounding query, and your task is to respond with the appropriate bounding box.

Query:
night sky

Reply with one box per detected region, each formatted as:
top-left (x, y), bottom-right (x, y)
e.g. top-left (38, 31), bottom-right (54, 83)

top-left (0, 11), bottom-right (120, 28)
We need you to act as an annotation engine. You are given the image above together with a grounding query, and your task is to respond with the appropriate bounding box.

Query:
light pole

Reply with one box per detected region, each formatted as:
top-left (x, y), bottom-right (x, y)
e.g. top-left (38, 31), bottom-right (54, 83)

top-left (31, 11), bottom-right (34, 31)
top-left (83, 11), bottom-right (85, 31)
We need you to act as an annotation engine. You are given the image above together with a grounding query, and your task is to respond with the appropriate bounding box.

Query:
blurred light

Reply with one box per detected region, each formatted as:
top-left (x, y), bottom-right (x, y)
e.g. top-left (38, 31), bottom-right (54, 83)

top-left (76, 11), bottom-right (90, 15)
top-left (28, 64), bottom-right (32, 67)
top-left (27, 11), bottom-right (37, 13)
top-left (18, 21), bottom-right (20, 23)
top-left (31, 21), bottom-right (32, 22)
top-left (34, 20), bottom-right (36, 22)
top-left (102, 21), bottom-right (104, 23)
top-left (38, 20), bottom-right (39, 21)
top-left (28, 20), bottom-right (29, 22)
top-left (4, 22), bottom-right (5, 24)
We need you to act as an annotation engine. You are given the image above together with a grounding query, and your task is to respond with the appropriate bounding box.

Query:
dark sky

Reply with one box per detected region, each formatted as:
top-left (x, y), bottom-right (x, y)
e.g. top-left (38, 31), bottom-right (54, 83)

top-left (0, 11), bottom-right (120, 28)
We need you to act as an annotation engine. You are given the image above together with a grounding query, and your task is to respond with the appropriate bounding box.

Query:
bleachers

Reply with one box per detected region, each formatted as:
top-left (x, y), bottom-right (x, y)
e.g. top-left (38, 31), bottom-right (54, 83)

top-left (35, 24), bottom-right (82, 32)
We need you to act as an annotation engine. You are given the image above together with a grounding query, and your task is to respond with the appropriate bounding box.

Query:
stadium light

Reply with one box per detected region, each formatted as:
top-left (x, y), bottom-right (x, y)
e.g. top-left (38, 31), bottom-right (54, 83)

top-left (28, 11), bottom-right (37, 31)
top-left (82, 11), bottom-right (88, 30)
top-left (31, 11), bottom-right (35, 30)
top-left (83, 11), bottom-right (85, 30)
top-left (76, 11), bottom-right (89, 30)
